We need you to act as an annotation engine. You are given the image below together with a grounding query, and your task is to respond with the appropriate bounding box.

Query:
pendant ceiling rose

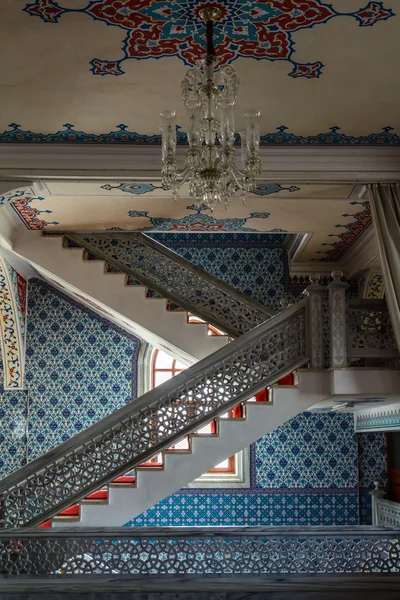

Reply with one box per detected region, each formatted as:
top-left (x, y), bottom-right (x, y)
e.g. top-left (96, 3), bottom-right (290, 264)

top-left (198, 7), bottom-right (222, 22)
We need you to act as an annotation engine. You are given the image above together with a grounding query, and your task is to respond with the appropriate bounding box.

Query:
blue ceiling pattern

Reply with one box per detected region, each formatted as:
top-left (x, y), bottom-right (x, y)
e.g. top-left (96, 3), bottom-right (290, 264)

top-left (23, 1), bottom-right (394, 78)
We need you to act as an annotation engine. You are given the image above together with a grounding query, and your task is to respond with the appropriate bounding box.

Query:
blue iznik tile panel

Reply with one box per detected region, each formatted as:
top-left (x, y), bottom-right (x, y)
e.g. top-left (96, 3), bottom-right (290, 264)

top-left (255, 412), bottom-right (358, 489)
top-left (126, 413), bottom-right (360, 527)
top-left (127, 489), bottom-right (359, 527)
top-left (358, 432), bottom-right (388, 525)
top-left (24, 279), bottom-right (141, 462)
top-left (358, 432), bottom-right (388, 489)
top-left (0, 360), bottom-right (28, 479)
top-left (149, 233), bottom-right (302, 312)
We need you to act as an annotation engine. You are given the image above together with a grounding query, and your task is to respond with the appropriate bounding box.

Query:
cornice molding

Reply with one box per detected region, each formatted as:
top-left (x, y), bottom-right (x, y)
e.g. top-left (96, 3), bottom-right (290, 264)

top-left (0, 145), bottom-right (400, 182)
top-left (342, 226), bottom-right (378, 278)
top-left (290, 226), bottom-right (378, 278)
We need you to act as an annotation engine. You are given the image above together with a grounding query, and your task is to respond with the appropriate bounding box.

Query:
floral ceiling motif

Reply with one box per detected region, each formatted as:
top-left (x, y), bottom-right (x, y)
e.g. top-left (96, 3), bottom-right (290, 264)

top-left (24, 1), bottom-right (394, 78)
top-left (101, 182), bottom-right (300, 196)
top-left (127, 205), bottom-right (274, 232)
top-left (314, 201), bottom-right (372, 262)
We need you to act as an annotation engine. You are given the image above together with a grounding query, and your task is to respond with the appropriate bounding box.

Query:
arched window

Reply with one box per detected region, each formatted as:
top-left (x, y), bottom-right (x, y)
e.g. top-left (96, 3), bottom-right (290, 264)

top-left (151, 348), bottom-right (248, 484)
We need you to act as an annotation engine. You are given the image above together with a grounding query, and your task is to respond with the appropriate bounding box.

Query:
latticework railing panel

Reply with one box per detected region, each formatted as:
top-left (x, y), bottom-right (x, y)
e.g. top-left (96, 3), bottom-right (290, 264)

top-left (346, 300), bottom-right (399, 358)
top-left (0, 527), bottom-right (399, 576)
top-left (0, 301), bottom-right (308, 529)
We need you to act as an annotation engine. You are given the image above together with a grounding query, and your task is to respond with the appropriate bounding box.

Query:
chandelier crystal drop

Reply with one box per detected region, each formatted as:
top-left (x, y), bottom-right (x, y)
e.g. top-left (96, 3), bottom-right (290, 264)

top-left (160, 7), bottom-right (261, 211)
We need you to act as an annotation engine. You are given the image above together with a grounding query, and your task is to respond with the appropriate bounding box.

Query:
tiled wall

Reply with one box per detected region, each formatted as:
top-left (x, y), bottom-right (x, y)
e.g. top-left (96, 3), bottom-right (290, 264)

top-left (255, 412), bottom-right (358, 488)
top-left (0, 279), bottom-right (142, 476)
top-left (358, 431), bottom-right (388, 525)
top-left (126, 413), bottom-right (361, 527)
top-left (149, 233), bottom-right (302, 312)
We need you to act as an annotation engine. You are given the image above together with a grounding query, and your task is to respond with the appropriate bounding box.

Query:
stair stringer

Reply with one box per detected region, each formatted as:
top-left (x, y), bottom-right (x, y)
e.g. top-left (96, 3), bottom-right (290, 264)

top-left (53, 370), bottom-right (330, 528)
top-left (12, 230), bottom-right (229, 362)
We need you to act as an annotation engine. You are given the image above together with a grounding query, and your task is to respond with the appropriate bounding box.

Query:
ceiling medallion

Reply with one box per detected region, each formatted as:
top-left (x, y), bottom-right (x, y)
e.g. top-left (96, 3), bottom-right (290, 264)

top-left (160, 10), bottom-right (261, 210)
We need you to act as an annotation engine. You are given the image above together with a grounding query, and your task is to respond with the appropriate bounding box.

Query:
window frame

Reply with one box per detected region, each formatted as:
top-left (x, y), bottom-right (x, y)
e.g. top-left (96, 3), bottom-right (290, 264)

top-left (150, 347), bottom-right (249, 487)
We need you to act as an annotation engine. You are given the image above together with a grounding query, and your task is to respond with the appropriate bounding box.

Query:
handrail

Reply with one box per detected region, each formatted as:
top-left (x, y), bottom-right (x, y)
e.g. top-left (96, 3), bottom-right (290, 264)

top-left (0, 299), bottom-right (309, 528)
top-left (1, 526), bottom-right (399, 578)
top-left (61, 232), bottom-right (273, 337)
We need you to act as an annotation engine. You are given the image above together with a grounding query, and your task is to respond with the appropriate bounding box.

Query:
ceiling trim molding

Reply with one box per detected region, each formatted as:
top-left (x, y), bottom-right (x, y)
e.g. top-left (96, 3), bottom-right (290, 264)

top-left (291, 226), bottom-right (378, 278)
top-left (290, 261), bottom-right (340, 276)
top-left (0, 146), bottom-right (400, 183)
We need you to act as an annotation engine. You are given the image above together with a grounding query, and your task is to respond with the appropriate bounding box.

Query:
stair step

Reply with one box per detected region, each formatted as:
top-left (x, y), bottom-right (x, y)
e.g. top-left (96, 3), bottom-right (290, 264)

top-left (53, 504), bottom-right (80, 522)
top-left (111, 475), bottom-right (136, 485)
top-left (84, 490), bottom-right (108, 501)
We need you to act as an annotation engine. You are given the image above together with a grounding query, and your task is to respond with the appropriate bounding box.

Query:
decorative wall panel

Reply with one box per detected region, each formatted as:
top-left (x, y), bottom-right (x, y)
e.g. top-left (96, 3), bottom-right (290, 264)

top-left (358, 431), bottom-right (388, 525)
top-left (255, 412), bottom-right (358, 489)
top-left (0, 259), bottom-right (25, 389)
top-left (126, 413), bottom-right (360, 527)
top-left (358, 432), bottom-right (388, 489)
top-left (127, 489), bottom-right (359, 527)
top-left (0, 360), bottom-right (28, 480)
top-left (24, 279), bottom-right (141, 462)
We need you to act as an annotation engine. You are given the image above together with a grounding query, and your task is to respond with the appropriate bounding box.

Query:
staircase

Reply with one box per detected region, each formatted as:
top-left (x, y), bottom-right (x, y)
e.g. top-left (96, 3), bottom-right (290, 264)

top-left (0, 298), bottom-right (310, 529)
top-left (47, 370), bottom-right (328, 528)
top-left (12, 231), bottom-right (273, 362)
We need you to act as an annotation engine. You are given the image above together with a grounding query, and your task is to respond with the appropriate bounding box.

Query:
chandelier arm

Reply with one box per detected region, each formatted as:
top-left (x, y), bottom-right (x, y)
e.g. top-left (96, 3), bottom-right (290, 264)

top-left (177, 165), bottom-right (193, 186)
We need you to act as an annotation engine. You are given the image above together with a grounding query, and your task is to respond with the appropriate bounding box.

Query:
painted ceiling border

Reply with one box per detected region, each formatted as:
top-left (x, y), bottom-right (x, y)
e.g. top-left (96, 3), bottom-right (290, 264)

top-left (0, 124), bottom-right (400, 146)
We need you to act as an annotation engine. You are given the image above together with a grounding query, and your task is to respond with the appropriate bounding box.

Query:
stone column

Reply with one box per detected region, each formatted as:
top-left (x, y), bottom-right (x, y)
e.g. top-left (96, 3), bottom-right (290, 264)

top-left (328, 271), bottom-right (349, 368)
top-left (304, 275), bottom-right (325, 369)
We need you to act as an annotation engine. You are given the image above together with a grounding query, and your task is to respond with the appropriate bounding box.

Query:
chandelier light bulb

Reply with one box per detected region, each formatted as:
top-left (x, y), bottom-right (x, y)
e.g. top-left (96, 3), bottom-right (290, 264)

top-left (160, 13), bottom-right (261, 210)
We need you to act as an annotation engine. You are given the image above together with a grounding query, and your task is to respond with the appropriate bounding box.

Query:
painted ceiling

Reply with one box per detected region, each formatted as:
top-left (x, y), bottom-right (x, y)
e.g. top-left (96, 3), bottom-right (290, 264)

top-left (0, 0), bottom-right (399, 144)
top-left (4, 183), bottom-right (372, 263)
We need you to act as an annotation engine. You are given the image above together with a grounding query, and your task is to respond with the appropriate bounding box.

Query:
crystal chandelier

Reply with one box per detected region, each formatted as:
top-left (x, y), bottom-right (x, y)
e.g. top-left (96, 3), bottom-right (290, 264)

top-left (160, 7), bottom-right (261, 211)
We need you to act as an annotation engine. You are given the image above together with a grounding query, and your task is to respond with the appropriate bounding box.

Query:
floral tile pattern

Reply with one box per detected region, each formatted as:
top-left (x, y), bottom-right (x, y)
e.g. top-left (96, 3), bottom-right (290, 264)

top-left (24, 279), bottom-right (141, 462)
top-left (149, 233), bottom-right (302, 312)
top-left (255, 412), bottom-right (358, 489)
top-left (358, 432), bottom-right (388, 489)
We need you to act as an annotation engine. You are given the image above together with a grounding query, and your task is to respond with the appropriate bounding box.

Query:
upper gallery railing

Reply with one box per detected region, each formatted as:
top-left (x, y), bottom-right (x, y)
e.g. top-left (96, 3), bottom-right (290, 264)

top-left (0, 300), bottom-right (308, 528)
top-left (1, 527), bottom-right (399, 579)
top-left (346, 299), bottom-right (399, 359)
top-left (61, 232), bottom-right (273, 337)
